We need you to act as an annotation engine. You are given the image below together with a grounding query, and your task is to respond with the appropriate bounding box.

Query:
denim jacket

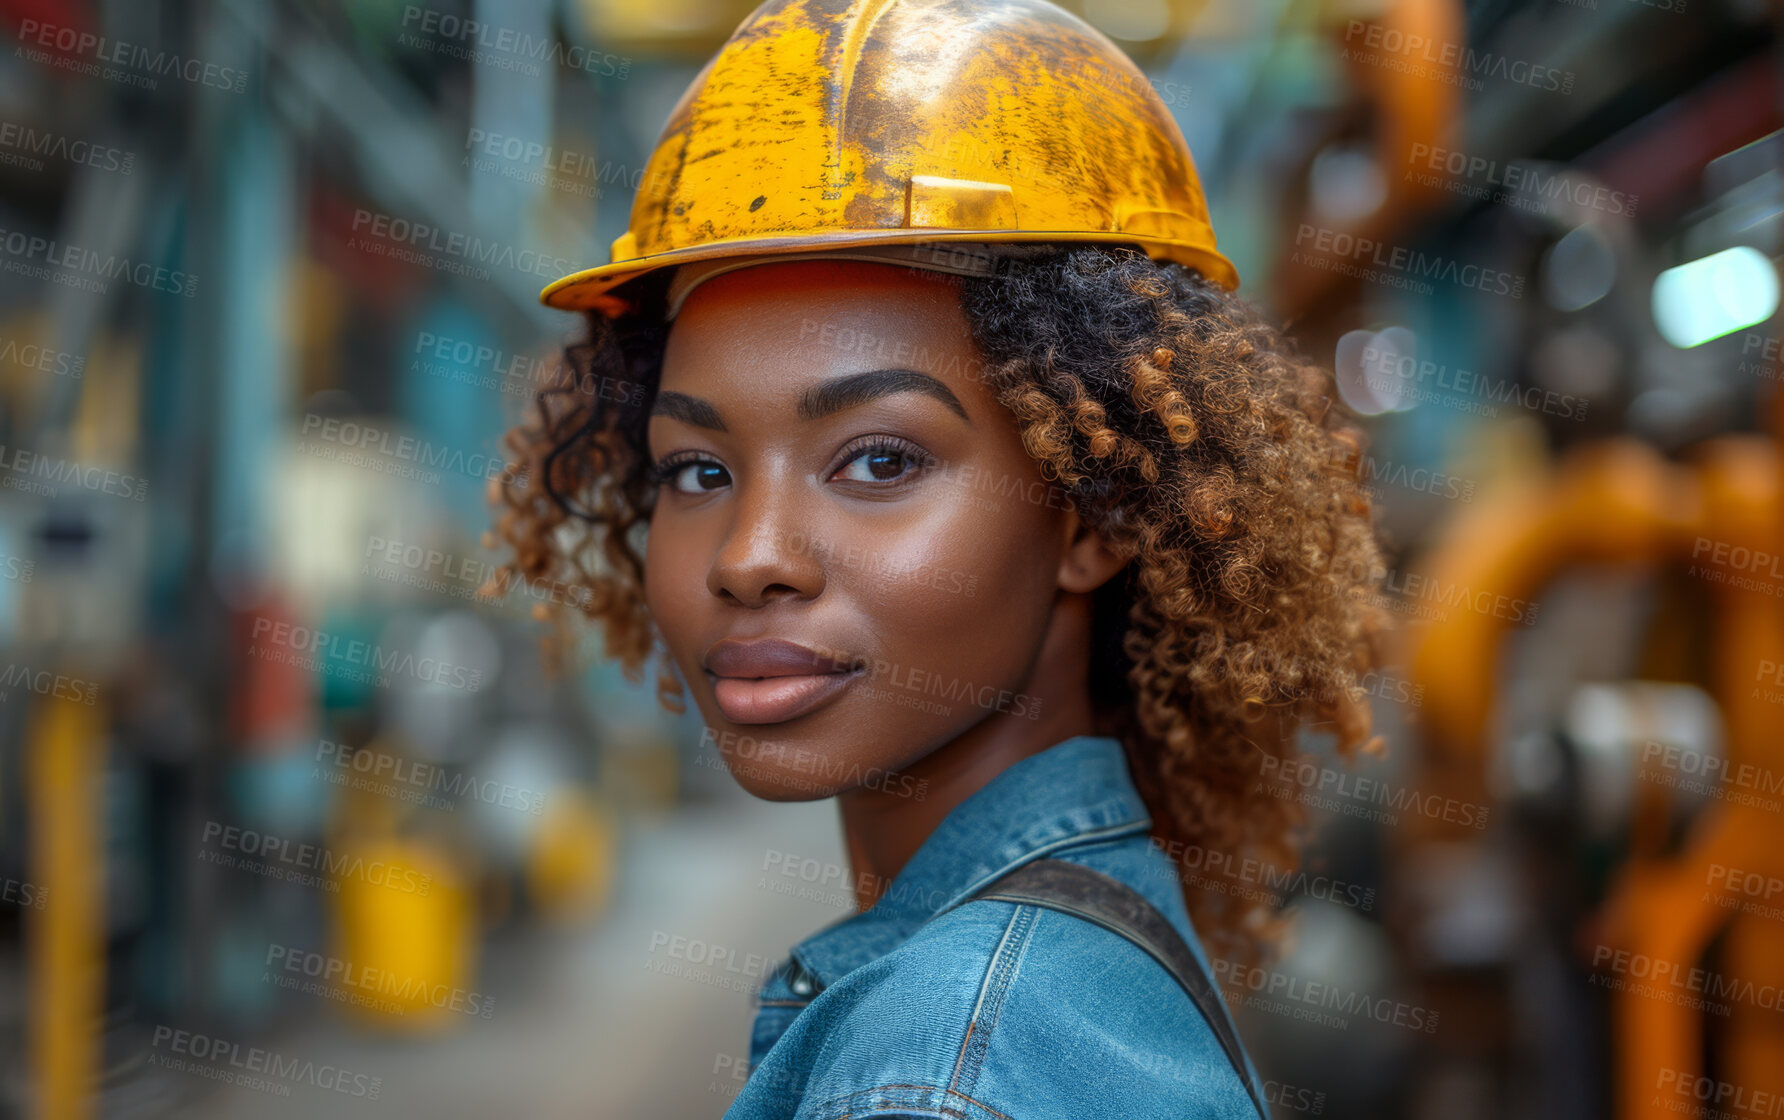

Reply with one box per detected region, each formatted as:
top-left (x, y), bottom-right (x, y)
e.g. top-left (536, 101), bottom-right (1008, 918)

top-left (722, 734), bottom-right (1264, 1120)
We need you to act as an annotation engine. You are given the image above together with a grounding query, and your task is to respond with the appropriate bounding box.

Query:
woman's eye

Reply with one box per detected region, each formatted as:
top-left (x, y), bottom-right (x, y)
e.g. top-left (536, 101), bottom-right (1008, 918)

top-left (652, 442), bottom-right (927, 492)
top-left (659, 459), bottom-right (731, 493)
top-left (832, 444), bottom-right (925, 484)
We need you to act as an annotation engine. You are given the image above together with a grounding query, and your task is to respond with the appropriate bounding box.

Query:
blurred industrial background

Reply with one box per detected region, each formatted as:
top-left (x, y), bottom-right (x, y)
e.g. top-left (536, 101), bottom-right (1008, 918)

top-left (0, 0), bottom-right (1778, 1117)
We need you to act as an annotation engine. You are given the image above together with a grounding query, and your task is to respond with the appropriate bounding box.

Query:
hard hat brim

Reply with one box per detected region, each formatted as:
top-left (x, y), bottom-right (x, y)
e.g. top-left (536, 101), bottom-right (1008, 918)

top-left (540, 228), bottom-right (1240, 314)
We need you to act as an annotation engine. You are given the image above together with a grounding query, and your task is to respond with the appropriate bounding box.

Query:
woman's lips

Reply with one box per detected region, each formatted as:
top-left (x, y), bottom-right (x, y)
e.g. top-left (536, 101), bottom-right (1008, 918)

top-left (702, 637), bottom-right (865, 725)
top-left (711, 669), bottom-right (860, 724)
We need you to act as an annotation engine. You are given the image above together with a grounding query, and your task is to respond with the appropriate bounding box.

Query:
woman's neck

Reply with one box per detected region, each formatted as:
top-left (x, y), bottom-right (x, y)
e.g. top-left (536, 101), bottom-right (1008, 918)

top-left (835, 591), bottom-right (1102, 912)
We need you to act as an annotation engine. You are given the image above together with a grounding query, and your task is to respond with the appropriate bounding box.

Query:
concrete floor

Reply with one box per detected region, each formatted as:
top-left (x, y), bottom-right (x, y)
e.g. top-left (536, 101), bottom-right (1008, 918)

top-left (182, 793), bottom-right (849, 1120)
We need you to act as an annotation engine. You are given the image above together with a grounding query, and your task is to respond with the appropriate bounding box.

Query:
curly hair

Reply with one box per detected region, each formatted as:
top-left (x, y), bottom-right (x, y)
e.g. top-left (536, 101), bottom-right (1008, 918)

top-left (488, 246), bottom-right (1389, 967)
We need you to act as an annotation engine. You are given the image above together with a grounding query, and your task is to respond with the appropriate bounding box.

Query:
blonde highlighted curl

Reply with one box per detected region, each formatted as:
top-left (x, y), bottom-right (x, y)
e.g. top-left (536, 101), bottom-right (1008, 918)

top-left (490, 246), bottom-right (1390, 967)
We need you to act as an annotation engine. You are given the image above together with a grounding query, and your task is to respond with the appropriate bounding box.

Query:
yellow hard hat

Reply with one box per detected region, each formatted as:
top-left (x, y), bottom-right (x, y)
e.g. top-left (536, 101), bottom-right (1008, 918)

top-left (540, 0), bottom-right (1240, 313)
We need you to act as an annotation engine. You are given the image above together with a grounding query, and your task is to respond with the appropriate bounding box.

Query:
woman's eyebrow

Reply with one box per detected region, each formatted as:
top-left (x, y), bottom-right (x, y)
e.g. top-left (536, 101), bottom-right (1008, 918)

top-left (651, 391), bottom-right (728, 432)
top-left (800, 369), bottom-right (970, 425)
top-left (650, 369), bottom-right (973, 431)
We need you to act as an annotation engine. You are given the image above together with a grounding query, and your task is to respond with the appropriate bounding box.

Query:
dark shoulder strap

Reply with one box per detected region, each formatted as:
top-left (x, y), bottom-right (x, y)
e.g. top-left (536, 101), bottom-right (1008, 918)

top-left (961, 857), bottom-right (1269, 1120)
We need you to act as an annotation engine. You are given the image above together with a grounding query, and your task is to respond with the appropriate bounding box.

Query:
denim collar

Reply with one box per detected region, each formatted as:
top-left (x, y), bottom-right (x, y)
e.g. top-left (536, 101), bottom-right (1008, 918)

top-left (789, 734), bottom-right (1153, 989)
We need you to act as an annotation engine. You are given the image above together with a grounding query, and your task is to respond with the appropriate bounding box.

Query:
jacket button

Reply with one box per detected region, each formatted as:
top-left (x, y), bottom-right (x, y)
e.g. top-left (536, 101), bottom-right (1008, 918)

top-left (788, 965), bottom-right (814, 996)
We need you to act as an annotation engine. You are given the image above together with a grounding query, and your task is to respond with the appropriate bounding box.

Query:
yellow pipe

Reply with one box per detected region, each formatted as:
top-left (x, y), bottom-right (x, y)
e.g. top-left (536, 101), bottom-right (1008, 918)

top-left (1412, 438), bottom-right (1699, 770)
top-left (1410, 436), bottom-right (1784, 1120)
top-left (28, 689), bottom-right (105, 1120)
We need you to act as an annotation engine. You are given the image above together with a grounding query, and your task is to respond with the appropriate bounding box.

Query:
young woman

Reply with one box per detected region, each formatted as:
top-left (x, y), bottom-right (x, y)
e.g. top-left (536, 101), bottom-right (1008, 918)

top-left (489, 1), bottom-right (1386, 1117)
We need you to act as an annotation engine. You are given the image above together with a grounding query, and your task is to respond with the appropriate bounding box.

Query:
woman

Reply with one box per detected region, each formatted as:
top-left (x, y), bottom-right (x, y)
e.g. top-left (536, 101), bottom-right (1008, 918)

top-left (490, 1), bottom-right (1386, 1116)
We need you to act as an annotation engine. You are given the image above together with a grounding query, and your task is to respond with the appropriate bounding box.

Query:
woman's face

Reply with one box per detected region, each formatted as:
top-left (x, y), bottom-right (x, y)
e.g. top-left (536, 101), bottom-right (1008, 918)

top-left (643, 259), bottom-right (1084, 800)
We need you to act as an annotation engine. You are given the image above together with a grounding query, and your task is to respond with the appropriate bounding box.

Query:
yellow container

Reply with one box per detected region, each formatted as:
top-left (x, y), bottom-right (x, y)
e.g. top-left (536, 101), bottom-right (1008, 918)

top-left (332, 836), bottom-right (481, 1032)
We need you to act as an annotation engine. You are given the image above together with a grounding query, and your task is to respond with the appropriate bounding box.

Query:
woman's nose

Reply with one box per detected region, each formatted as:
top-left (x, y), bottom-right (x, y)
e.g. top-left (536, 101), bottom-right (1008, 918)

top-left (705, 477), bottom-right (827, 607)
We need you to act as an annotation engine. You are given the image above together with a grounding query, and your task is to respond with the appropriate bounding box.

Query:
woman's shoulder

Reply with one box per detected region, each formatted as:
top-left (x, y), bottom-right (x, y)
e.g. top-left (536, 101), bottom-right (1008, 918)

top-left (774, 839), bottom-right (1259, 1120)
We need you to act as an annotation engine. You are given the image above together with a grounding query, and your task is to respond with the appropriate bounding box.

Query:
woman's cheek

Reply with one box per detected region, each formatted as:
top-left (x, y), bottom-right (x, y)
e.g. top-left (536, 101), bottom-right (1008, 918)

top-left (642, 524), bottom-right (701, 662)
top-left (853, 513), bottom-right (1052, 671)
top-left (830, 512), bottom-right (989, 622)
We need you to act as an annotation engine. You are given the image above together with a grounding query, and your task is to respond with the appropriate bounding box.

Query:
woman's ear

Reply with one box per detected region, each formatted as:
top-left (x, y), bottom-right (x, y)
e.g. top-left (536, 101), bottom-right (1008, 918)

top-left (1056, 508), bottom-right (1130, 594)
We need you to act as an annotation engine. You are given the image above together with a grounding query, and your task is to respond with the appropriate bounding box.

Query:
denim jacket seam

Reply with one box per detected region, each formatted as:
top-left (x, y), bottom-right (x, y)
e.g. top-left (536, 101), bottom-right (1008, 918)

top-left (805, 1082), bottom-right (1018, 1120)
top-left (932, 816), bottom-right (1152, 918)
top-left (946, 901), bottom-right (1037, 1101)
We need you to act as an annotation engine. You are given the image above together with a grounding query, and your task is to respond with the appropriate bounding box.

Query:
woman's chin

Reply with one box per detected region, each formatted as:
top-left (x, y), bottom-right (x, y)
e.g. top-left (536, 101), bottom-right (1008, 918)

top-left (719, 755), bottom-right (845, 802)
top-left (696, 706), bottom-right (859, 801)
